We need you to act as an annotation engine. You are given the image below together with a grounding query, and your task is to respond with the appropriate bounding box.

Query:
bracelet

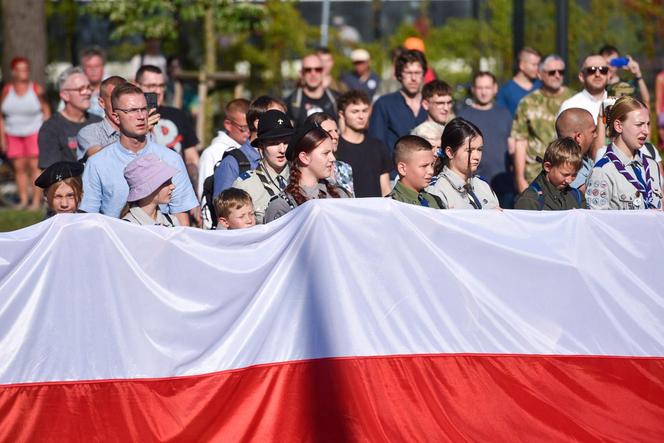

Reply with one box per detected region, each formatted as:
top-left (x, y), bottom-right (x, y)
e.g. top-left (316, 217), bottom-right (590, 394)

top-left (635, 76), bottom-right (643, 81)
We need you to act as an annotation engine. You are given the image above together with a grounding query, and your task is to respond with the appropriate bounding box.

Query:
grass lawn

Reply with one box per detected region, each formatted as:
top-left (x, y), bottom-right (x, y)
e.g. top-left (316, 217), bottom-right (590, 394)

top-left (0, 209), bottom-right (46, 232)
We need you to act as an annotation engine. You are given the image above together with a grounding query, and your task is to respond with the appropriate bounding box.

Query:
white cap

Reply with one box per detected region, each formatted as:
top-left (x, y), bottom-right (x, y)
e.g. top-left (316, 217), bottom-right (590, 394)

top-left (351, 49), bottom-right (370, 63)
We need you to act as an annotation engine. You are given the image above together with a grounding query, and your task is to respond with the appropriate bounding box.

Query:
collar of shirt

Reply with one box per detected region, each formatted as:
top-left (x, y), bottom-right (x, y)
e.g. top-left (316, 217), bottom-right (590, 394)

top-left (260, 161), bottom-right (289, 180)
top-left (102, 117), bottom-right (118, 138)
top-left (441, 166), bottom-right (470, 193)
top-left (126, 206), bottom-right (173, 226)
top-left (610, 143), bottom-right (643, 167)
top-left (393, 180), bottom-right (422, 203)
top-left (581, 88), bottom-right (608, 103)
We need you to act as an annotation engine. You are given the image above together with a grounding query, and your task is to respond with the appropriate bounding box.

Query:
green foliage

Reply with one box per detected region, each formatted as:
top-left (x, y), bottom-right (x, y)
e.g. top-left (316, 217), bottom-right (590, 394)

top-left (0, 210), bottom-right (45, 232)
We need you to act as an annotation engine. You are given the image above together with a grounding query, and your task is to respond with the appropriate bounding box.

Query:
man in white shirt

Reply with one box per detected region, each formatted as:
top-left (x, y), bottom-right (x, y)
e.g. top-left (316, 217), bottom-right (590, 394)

top-left (559, 54), bottom-right (609, 122)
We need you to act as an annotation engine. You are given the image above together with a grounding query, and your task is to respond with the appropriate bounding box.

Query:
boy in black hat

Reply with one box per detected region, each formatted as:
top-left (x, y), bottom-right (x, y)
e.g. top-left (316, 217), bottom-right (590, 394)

top-left (231, 109), bottom-right (295, 223)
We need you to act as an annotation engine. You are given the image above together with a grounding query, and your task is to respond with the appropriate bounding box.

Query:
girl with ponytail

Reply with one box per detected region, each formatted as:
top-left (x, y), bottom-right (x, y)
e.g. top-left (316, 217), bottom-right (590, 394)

top-left (264, 121), bottom-right (351, 222)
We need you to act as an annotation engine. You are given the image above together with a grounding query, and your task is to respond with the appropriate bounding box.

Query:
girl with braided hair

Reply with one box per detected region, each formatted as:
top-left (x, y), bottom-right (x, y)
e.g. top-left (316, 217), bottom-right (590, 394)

top-left (264, 121), bottom-right (351, 222)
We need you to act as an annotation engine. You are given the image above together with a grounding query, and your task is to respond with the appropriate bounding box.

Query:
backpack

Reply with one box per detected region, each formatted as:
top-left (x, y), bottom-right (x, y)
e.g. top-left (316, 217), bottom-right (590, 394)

top-left (529, 182), bottom-right (582, 210)
top-left (201, 149), bottom-right (252, 229)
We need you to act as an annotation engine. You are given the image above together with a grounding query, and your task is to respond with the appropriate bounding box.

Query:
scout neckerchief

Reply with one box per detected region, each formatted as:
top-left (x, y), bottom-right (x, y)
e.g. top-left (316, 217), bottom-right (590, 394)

top-left (605, 144), bottom-right (655, 208)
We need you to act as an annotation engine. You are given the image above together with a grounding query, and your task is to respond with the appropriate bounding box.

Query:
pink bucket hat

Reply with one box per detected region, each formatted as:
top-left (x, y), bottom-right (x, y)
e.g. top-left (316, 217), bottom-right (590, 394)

top-left (124, 154), bottom-right (178, 202)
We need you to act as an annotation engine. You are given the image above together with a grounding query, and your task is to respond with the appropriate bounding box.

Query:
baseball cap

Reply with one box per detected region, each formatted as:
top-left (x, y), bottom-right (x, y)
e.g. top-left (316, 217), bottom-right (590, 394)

top-left (351, 49), bottom-right (370, 63)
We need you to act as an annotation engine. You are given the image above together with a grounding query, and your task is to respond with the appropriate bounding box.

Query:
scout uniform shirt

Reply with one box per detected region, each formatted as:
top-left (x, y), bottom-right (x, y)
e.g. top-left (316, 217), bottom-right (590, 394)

top-left (514, 171), bottom-right (585, 210)
top-left (426, 166), bottom-right (499, 209)
top-left (511, 87), bottom-right (575, 182)
top-left (264, 181), bottom-right (351, 223)
top-left (233, 162), bottom-right (290, 224)
top-left (586, 144), bottom-right (663, 210)
top-left (388, 180), bottom-right (443, 209)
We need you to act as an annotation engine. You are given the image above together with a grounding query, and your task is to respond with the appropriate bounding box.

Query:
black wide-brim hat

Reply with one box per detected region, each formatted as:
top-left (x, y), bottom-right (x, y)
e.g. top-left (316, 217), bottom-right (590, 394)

top-left (286, 121), bottom-right (321, 162)
top-left (35, 161), bottom-right (84, 189)
top-left (251, 109), bottom-right (295, 147)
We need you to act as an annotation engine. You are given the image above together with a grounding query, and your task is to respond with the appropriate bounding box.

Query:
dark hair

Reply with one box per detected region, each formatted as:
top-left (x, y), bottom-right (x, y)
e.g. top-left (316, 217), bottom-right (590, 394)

top-left (285, 127), bottom-right (339, 206)
top-left (246, 96), bottom-right (287, 132)
top-left (395, 49), bottom-right (427, 81)
top-left (100, 76), bottom-right (127, 98)
top-left (518, 47), bottom-right (541, 62)
top-left (337, 90), bottom-right (370, 112)
top-left (393, 135), bottom-right (432, 168)
top-left (598, 44), bottom-right (619, 57)
top-left (80, 46), bottom-right (106, 62)
top-left (435, 118), bottom-right (483, 175)
top-left (111, 83), bottom-right (145, 110)
top-left (472, 71), bottom-right (497, 86)
top-left (135, 65), bottom-right (163, 84)
top-left (305, 112), bottom-right (334, 126)
top-left (422, 80), bottom-right (452, 100)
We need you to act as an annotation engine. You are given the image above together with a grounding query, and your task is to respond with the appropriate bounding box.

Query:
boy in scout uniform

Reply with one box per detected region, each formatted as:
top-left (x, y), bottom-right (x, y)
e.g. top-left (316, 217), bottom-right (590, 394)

top-left (388, 135), bottom-right (443, 208)
top-left (515, 137), bottom-right (585, 210)
top-left (232, 110), bottom-right (294, 223)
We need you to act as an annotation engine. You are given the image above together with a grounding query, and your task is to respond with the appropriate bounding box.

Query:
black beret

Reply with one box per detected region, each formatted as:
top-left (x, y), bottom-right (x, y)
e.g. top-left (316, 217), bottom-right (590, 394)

top-left (35, 161), bottom-right (84, 189)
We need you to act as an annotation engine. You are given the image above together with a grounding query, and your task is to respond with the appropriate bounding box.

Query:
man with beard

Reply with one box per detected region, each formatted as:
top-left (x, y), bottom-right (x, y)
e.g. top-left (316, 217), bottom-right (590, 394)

top-left (335, 90), bottom-right (392, 197)
top-left (512, 54), bottom-right (575, 192)
top-left (369, 49), bottom-right (428, 157)
top-left (285, 53), bottom-right (338, 128)
top-left (559, 54), bottom-right (609, 123)
top-left (459, 71), bottom-right (515, 207)
top-left (496, 47), bottom-right (542, 116)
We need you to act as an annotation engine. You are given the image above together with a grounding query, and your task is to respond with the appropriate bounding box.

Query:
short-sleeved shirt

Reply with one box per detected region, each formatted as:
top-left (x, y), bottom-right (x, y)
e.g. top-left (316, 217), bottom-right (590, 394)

top-left (38, 112), bottom-right (102, 169)
top-left (511, 87), bottom-right (575, 182)
top-left (80, 139), bottom-right (198, 218)
top-left (153, 106), bottom-right (199, 155)
top-left (496, 79), bottom-right (542, 116)
top-left (368, 91), bottom-right (427, 155)
top-left (335, 136), bottom-right (392, 197)
top-left (76, 118), bottom-right (119, 160)
top-left (515, 171), bottom-right (586, 210)
top-left (458, 104), bottom-right (513, 194)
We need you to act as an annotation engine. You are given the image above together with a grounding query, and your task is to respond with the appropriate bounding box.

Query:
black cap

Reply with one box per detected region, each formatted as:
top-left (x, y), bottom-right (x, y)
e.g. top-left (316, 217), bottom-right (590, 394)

top-left (251, 110), bottom-right (295, 147)
top-left (286, 121), bottom-right (321, 162)
top-left (35, 161), bottom-right (84, 189)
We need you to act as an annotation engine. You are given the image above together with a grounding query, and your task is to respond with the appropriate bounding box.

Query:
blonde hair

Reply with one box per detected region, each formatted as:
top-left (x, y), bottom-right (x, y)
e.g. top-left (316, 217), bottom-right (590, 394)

top-left (543, 137), bottom-right (583, 169)
top-left (214, 188), bottom-right (253, 219)
top-left (46, 177), bottom-right (83, 210)
top-left (606, 96), bottom-right (648, 138)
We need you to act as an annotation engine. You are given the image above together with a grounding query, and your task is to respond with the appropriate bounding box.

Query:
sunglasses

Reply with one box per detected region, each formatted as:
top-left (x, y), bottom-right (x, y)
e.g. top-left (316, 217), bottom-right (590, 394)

top-left (303, 67), bottom-right (323, 74)
top-left (545, 69), bottom-right (565, 76)
top-left (584, 66), bottom-right (609, 76)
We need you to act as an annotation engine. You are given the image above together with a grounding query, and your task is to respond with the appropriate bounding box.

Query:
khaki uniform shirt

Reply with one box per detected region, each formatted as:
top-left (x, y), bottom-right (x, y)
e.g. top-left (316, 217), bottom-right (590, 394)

top-left (233, 162), bottom-right (290, 224)
top-left (426, 166), bottom-right (499, 209)
top-left (122, 206), bottom-right (180, 227)
top-left (511, 87), bottom-right (575, 182)
top-left (388, 181), bottom-right (443, 209)
top-left (585, 145), bottom-right (663, 210)
top-left (514, 171), bottom-right (586, 210)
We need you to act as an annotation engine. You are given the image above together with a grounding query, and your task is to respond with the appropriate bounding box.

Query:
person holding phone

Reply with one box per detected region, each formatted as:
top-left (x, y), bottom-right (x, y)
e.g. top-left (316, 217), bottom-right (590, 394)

top-left (599, 45), bottom-right (650, 106)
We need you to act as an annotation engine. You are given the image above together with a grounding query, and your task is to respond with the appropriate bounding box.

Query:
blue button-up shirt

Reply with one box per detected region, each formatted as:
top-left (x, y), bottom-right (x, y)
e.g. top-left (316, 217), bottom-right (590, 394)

top-left (212, 141), bottom-right (261, 197)
top-left (368, 90), bottom-right (427, 155)
top-left (80, 139), bottom-right (198, 218)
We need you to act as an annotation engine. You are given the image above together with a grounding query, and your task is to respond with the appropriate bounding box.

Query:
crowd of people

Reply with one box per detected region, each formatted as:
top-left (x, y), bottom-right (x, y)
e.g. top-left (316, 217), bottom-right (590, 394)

top-left (3, 40), bottom-right (664, 230)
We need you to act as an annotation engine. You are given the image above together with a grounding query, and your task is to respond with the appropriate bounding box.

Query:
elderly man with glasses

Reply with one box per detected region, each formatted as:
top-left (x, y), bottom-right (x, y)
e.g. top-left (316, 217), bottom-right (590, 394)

top-left (285, 53), bottom-right (339, 128)
top-left (38, 67), bottom-right (102, 169)
top-left (511, 54), bottom-right (575, 192)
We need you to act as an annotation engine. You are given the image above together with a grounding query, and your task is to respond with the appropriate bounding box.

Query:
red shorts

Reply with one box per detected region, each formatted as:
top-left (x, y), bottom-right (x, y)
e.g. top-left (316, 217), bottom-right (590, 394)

top-left (5, 132), bottom-right (39, 159)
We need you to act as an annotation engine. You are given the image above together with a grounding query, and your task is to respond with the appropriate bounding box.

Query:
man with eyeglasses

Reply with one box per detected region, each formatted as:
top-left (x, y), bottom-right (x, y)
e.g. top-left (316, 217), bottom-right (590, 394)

top-left (413, 80), bottom-right (454, 134)
top-left (136, 65), bottom-right (200, 194)
top-left (512, 54), bottom-right (575, 192)
top-left (38, 67), bottom-right (102, 169)
top-left (368, 49), bottom-right (428, 159)
top-left (285, 54), bottom-right (339, 128)
top-left (80, 83), bottom-right (198, 225)
top-left (559, 54), bottom-right (609, 125)
top-left (459, 71), bottom-right (516, 208)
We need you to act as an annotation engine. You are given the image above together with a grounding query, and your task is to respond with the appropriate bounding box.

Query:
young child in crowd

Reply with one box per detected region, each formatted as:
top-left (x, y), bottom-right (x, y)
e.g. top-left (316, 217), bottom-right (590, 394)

top-left (515, 137), bottom-right (585, 210)
top-left (121, 154), bottom-right (179, 226)
top-left (387, 135), bottom-right (443, 208)
top-left (214, 188), bottom-right (257, 229)
top-left (34, 161), bottom-right (85, 216)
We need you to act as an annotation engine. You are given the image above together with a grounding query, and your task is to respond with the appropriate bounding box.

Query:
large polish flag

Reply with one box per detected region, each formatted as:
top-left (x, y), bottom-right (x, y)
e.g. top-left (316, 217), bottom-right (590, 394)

top-left (1, 199), bottom-right (663, 442)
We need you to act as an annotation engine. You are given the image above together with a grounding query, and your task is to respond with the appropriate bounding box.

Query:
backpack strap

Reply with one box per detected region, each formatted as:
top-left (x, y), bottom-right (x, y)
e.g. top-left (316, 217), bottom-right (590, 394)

top-left (569, 187), bottom-right (583, 206)
top-left (222, 148), bottom-right (252, 174)
top-left (256, 170), bottom-right (276, 197)
top-left (644, 142), bottom-right (657, 161)
top-left (529, 182), bottom-right (546, 211)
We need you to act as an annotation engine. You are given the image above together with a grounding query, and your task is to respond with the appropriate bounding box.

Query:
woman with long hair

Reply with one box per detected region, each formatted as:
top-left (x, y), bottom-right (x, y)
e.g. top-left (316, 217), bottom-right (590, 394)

top-left (0, 56), bottom-right (51, 209)
top-left (426, 118), bottom-right (499, 209)
top-left (264, 121), bottom-right (351, 222)
top-left (586, 96), bottom-right (662, 209)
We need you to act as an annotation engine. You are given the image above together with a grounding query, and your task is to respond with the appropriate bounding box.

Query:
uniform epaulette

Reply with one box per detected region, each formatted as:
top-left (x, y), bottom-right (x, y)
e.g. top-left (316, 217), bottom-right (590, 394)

top-left (238, 170), bottom-right (253, 180)
top-left (594, 157), bottom-right (610, 168)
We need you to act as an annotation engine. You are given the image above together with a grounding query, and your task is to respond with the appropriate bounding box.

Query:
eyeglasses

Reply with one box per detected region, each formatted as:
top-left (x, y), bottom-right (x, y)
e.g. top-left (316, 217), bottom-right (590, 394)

top-left (227, 118), bottom-right (250, 132)
top-left (302, 67), bottom-right (323, 74)
top-left (114, 107), bottom-right (148, 115)
top-left (584, 66), bottom-right (609, 76)
top-left (62, 84), bottom-right (92, 94)
top-left (545, 69), bottom-right (565, 76)
top-left (140, 83), bottom-right (166, 90)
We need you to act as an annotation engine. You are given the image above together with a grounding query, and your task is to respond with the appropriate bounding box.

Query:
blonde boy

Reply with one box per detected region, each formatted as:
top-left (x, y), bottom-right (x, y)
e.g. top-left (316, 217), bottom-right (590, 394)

top-left (387, 135), bottom-right (444, 208)
top-left (214, 188), bottom-right (257, 229)
top-left (515, 137), bottom-right (586, 210)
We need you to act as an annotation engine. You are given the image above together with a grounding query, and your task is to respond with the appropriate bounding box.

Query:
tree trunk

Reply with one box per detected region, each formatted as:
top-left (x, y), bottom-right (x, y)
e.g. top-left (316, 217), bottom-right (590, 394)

top-left (2, 0), bottom-right (47, 86)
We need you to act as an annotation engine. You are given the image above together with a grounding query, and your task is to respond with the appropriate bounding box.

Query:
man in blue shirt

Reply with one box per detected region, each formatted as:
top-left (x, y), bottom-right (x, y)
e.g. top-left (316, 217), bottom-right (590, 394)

top-left (496, 47), bottom-right (542, 116)
top-left (368, 50), bottom-right (428, 156)
top-left (80, 83), bottom-right (198, 224)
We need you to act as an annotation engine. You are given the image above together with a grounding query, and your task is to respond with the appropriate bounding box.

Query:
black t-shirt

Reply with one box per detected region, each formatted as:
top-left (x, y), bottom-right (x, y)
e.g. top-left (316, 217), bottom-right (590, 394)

top-left (38, 112), bottom-right (102, 169)
top-left (336, 136), bottom-right (392, 197)
top-left (154, 106), bottom-right (199, 155)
